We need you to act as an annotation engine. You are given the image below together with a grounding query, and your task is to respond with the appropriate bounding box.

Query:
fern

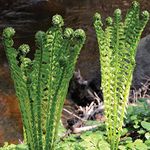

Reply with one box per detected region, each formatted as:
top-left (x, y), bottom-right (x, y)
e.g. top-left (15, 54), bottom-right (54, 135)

top-left (3, 15), bottom-right (85, 150)
top-left (94, 1), bottom-right (149, 150)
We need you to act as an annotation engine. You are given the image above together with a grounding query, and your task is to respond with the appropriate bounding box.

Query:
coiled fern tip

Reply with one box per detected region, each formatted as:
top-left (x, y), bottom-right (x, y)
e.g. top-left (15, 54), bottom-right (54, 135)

top-left (52, 14), bottom-right (64, 27)
top-left (3, 27), bottom-right (15, 38)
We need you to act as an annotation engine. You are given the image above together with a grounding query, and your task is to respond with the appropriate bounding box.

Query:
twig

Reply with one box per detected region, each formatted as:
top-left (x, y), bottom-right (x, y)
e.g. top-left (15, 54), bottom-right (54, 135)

top-left (63, 108), bottom-right (86, 121)
top-left (130, 76), bottom-right (150, 101)
top-left (72, 125), bottom-right (99, 134)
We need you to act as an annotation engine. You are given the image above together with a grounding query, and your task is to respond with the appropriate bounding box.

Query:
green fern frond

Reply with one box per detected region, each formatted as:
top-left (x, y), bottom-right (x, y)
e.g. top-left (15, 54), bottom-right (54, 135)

top-left (2, 28), bottom-right (36, 150)
top-left (3, 14), bottom-right (85, 150)
top-left (94, 1), bottom-right (149, 150)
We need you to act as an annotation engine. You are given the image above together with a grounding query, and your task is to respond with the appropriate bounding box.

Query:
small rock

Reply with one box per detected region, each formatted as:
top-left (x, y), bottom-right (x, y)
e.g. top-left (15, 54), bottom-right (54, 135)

top-left (133, 34), bottom-right (150, 89)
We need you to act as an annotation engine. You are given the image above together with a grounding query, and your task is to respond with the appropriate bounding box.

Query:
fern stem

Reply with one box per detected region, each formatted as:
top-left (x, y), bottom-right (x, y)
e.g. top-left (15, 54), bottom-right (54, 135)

top-left (111, 9), bottom-right (122, 149)
top-left (2, 29), bottom-right (35, 150)
top-left (116, 71), bottom-right (133, 149)
top-left (45, 28), bottom-right (63, 150)
top-left (34, 31), bottom-right (47, 150)
top-left (46, 69), bottom-right (65, 149)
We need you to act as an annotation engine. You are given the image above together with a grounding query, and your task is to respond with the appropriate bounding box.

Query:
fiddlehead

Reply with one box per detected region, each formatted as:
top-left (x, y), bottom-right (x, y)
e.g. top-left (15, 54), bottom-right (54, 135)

top-left (3, 14), bottom-right (85, 150)
top-left (94, 1), bottom-right (149, 150)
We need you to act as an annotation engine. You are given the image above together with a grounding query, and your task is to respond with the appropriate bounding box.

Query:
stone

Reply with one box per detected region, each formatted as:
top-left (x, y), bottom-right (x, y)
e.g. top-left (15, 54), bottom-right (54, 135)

top-left (0, 64), bottom-right (23, 146)
top-left (133, 34), bottom-right (150, 89)
top-left (0, 93), bottom-right (23, 146)
top-left (0, 0), bottom-right (64, 64)
top-left (68, 70), bottom-right (103, 106)
top-left (63, 0), bottom-right (150, 83)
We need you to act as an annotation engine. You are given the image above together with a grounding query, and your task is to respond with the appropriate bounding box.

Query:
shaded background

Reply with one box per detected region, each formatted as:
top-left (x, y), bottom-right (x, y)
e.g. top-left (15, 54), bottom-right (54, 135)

top-left (0, 0), bottom-right (149, 146)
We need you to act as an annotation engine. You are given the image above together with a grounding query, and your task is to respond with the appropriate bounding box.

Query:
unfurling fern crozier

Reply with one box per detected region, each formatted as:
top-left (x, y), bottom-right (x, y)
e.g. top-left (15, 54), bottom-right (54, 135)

top-left (3, 14), bottom-right (85, 150)
top-left (94, 1), bottom-right (149, 150)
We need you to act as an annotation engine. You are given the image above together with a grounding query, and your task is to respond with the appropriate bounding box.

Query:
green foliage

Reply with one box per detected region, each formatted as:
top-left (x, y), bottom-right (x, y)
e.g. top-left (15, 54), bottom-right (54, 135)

top-left (0, 143), bottom-right (28, 150)
top-left (141, 121), bottom-right (150, 131)
top-left (56, 100), bottom-right (150, 150)
top-left (0, 143), bottom-right (16, 150)
top-left (124, 99), bottom-right (150, 144)
top-left (94, 1), bottom-right (149, 150)
top-left (126, 139), bottom-right (148, 150)
top-left (57, 126), bottom-right (110, 150)
top-left (16, 144), bottom-right (29, 150)
top-left (2, 14), bottom-right (85, 150)
top-left (1, 100), bottom-right (149, 150)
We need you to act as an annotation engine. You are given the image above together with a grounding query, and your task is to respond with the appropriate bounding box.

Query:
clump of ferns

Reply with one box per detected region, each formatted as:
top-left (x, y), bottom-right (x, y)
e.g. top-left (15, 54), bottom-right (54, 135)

top-left (2, 15), bottom-right (85, 150)
top-left (94, 1), bottom-right (149, 150)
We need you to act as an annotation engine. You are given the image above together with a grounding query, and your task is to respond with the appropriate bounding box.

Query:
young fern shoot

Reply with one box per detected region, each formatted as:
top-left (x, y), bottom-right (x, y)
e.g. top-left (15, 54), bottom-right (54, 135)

top-left (94, 1), bottom-right (149, 150)
top-left (3, 15), bottom-right (85, 150)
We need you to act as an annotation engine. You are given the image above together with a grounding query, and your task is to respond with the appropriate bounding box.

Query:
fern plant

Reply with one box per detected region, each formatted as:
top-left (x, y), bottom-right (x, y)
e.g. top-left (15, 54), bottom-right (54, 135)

top-left (94, 1), bottom-right (149, 150)
top-left (2, 14), bottom-right (85, 150)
